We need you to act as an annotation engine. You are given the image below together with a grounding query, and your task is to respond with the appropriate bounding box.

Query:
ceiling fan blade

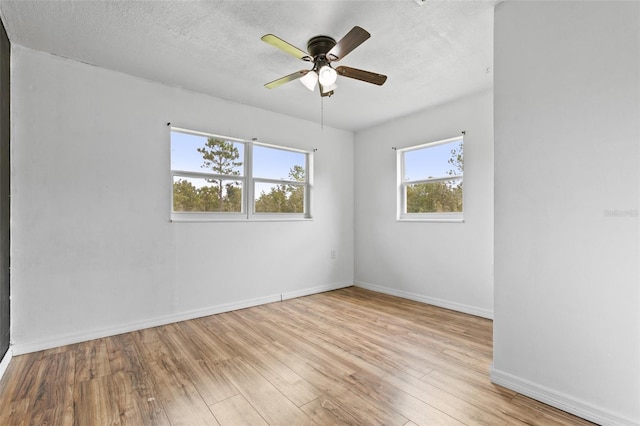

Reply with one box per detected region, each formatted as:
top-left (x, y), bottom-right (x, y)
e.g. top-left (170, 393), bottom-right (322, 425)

top-left (261, 34), bottom-right (311, 61)
top-left (265, 70), bottom-right (310, 89)
top-left (336, 66), bottom-right (387, 86)
top-left (327, 26), bottom-right (370, 62)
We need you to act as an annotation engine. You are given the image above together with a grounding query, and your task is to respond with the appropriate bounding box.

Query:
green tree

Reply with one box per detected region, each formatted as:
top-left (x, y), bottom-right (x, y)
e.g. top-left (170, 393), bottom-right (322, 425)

top-left (406, 143), bottom-right (463, 213)
top-left (255, 165), bottom-right (305, 213)
top-left (197, 138), bottom-right (243, 212)
top-left (287, 164), bottom-right (305, 182)
top-left (173, 138), bottom-right (244, 213)
top-left (284, 165), bottom-right (305, 213)
top-left (173, 179), bottom-right (202, 212)
top-left (226, 184), bottom-right (243, 212)
top-left (406, 181), bottom-right (462, 213)
top-left (448, 141), bottom-right (464, 177)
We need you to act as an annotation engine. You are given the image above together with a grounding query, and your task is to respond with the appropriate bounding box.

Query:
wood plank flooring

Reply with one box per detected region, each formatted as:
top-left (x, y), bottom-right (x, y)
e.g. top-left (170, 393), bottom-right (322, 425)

top-left (0, 287), bottom-right (595, 425)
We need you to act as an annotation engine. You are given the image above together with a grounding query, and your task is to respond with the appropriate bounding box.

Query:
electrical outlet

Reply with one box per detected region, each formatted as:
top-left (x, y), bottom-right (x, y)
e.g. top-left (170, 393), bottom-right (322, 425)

top-left (330, 249), bottom-right (337, 260)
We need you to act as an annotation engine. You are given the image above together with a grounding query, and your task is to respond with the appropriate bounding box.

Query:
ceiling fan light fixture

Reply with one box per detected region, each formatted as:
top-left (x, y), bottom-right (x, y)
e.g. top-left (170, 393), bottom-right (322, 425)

top-left (321, 81), bottom-right (337, 94)
top-left (300, 71), bottom-right (318, 91)
top-left (318, 65), bottom-right (337, 86)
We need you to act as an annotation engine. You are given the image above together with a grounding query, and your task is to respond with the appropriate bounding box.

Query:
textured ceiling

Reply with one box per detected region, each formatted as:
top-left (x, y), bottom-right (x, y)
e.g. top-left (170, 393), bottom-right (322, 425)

top-left (0, 0), bottom-right (497, 132)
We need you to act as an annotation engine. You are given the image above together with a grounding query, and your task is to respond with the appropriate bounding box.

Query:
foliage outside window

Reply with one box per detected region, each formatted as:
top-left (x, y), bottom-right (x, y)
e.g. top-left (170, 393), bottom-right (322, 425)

top-left (398, 136), bottom-right (463, 221)
top-left (253, 145), bottom-right (307, 214)
top-left (171, 128), bottom-right (312, 221)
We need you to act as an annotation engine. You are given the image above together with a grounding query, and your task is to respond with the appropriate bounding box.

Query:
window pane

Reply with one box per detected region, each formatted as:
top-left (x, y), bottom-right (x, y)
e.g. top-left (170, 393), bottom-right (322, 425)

top-left (173, 176), bottom-right (243, 212)
top-left (253, 145), bottom-right (305, 181)
top-left (404, 139), bottom-right (463, 181)
top-left (406, 179), bottom-right (463, 213)
top-left (171, 131), bottom-right (244, 176)
top-left (254, 182), bottom-right (305, 213)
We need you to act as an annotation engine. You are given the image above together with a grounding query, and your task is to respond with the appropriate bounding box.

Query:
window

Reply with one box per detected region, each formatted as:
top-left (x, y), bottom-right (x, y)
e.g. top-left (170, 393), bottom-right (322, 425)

top-left (398, 136), bottom-right (463, 221)
top-left (170, 127), bottom-right (312, 221)
top-left (253, 144), bottom-right (307, 214)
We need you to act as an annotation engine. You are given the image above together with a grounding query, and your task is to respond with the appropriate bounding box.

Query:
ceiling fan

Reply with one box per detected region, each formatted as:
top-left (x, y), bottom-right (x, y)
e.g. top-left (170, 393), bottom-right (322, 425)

top-left (261, 26), bottom-right (387, 97)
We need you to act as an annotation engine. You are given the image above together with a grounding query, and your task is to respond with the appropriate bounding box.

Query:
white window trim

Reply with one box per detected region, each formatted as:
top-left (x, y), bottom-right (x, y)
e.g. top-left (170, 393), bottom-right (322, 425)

top-left (397, 136), bottom-right (464, 222)
top-left (170, 127), bottom-right (313, 222)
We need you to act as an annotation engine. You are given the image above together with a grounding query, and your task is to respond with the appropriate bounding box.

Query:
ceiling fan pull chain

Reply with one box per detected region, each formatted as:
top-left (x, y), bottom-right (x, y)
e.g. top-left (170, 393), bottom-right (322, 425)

top-left (321, 95), bottom-right (324, 131)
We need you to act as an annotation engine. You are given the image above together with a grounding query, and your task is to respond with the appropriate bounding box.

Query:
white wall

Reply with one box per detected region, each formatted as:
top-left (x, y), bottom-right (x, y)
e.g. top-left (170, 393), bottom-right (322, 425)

top-left (11, 45), bottom-right (355, 354)
top-left (354, 90), bottom-right (494, 318)
top-left (493, 2), bottom-right (640, 425)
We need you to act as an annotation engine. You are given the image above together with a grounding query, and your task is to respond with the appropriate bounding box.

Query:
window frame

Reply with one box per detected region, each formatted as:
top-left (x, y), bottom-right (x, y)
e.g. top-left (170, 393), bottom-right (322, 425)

top-left (251, 141), bottom-right (311, 218)
top-left (170, 127), bottom-right (313, 222)
top-left (397, 135), bottom-right (464, 222)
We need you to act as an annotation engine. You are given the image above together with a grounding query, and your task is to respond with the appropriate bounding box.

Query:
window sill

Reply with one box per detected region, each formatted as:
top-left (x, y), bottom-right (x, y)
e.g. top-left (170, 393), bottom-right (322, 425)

top-left (397, 213), bottom-right (464, 223)
top-left (397, 218), bottom-right (464, 223)
top-left (171, 213), bottom-right (313, 223)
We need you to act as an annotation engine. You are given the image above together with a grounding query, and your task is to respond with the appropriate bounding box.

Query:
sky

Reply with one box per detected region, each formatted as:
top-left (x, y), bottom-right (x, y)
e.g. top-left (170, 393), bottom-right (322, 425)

top-left (172, 130), bottom-right (462, 188)
top-left (171, 130), bottom-right (305, 181)
top-left (403, 138), bottom-right (463, 181)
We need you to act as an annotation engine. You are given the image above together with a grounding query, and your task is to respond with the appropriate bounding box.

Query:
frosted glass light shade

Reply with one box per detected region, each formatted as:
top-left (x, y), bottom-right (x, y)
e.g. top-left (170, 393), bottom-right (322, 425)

top-left (321, 82), bottom-right (337, 94)
top-left (318, 65), bottom-right (337, 86)
top-left (300, 71), bottom-right (318, 91)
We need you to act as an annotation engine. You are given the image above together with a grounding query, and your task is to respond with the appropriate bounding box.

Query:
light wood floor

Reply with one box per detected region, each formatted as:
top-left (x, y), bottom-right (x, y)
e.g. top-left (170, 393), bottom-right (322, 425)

top-left (0, 287), bottom-right (594, 425)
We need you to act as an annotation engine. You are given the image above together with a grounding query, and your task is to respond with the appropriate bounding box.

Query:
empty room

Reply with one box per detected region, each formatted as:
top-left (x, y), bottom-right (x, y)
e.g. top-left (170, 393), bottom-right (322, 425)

top-left (0, 1), bottom-right (638, 425)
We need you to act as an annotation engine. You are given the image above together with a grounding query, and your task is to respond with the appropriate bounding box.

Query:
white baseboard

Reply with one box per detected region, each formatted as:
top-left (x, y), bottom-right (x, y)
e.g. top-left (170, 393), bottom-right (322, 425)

top-left (12, 282), bottom-right (353, 355)
top-left (354, 281), bottom-right (493, 320)
top-left (490, 366), bottom-right (639, 426)
top-left (282, 281), bottom-right (352, 301)
top-left (0, 347), bottom-right (12, 382)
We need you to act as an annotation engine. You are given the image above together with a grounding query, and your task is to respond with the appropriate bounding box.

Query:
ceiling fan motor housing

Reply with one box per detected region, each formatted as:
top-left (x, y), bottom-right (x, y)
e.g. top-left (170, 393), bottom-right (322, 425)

top-left (307, 35), bottom-right (337, 60)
